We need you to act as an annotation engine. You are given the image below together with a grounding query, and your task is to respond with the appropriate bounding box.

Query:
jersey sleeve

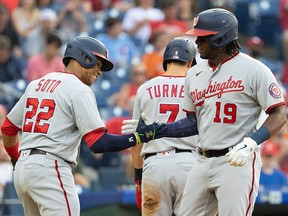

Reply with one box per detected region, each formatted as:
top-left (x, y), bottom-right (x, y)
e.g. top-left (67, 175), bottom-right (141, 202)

top-left (72, 90), bottom-right (106, 136)
top-left (132, 87), bottom-right (142, 120)
top-left (253, 65), bottom-right (285, 113)
top-left (183, 71), bottom-right (196, 113)
top-left (6, 92), bottom-right (28, 128)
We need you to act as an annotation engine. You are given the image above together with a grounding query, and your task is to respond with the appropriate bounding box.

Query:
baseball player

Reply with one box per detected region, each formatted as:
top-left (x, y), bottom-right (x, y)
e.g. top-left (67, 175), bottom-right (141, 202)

top-left (123, 8), bottom-right (287, 216)
top-left (0, 36), bottom-right (154, 216)
top-left (122, 37), bottom-right (198, 215)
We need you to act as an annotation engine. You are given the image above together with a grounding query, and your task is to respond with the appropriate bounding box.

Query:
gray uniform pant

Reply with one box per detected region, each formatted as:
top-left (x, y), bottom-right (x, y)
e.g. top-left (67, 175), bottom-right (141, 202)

top-left (179, 150), bottom-right (261, 216)
top-left (14, 150), bottom-right (80, 216)
top-left (142, 150), bottom-right (196, 216)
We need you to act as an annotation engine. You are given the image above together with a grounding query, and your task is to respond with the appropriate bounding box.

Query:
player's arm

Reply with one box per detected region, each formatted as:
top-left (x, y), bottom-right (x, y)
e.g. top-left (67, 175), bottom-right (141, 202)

top-left (83, 120), bottom-right (160, 153)
top-left (1, 117), bottom-right (21, 163)
top-left (227, 105), bottom-right (286, 167)
top-left (256, 105), bottom-right (287, 143)
top-left (122, 112), bottom-right (198, 142)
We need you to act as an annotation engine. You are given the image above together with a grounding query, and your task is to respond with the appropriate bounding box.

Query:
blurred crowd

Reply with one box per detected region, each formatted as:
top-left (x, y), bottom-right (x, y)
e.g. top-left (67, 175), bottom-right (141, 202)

top-left (0, 0), bottom-right (288, 200)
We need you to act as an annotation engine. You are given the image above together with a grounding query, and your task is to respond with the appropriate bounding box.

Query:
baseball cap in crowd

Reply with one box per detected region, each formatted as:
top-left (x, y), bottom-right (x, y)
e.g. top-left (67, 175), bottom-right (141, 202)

top-left (246, 36), bottom-right (264, 49)
top-left (261, 141), bottom-right (278, 157)
top-left (40, 8), bottom-right (57, 21)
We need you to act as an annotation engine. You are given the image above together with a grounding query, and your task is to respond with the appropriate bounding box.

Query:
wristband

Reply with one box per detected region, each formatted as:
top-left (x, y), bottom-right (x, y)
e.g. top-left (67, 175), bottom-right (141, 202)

top-left (4, 142), bottom-right (20, 160)
top-left (250, 126), bottom-right (270, 145)
top-left (134, 132), bottom-right (142, 145)
top-left (134, 168), bottom-right (143, 181)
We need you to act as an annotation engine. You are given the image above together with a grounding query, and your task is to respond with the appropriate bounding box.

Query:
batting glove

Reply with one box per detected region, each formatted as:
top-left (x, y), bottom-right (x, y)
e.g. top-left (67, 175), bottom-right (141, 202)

top-left (134, 168), bottom-right (142, 211)
top-left (133, 113), bottom-right (164, 144)
top-left (226, 137), bottom-right (257, 167)
top-left (121, 113), bottom-right (151, 134)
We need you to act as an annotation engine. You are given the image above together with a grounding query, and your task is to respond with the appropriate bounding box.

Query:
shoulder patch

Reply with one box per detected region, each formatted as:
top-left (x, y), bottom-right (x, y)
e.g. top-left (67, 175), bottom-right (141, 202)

top-left (268, 83), bottom-right (282, 98)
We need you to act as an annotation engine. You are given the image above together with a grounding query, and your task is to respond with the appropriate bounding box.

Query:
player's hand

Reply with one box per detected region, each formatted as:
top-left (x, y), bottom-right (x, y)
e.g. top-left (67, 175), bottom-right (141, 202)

top-left (226, 137), bottom-right (257, 167)
top-left (121, 113), bottom-right (151, 134)
top-left (134, 113), bottom-right (164, 144)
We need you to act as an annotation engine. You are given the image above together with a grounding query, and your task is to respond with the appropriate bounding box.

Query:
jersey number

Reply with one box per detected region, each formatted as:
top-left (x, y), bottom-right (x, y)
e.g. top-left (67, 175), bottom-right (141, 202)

top-left (159, 103), bottom-right (179, 123)
top-left (23, 98), bottom-right (56, 133)
top-left (213, 101), bottom-right (237, 124)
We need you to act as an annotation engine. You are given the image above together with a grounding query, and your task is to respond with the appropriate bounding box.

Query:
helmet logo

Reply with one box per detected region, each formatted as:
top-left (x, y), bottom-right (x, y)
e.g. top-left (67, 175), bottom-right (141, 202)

top-left (193, 16), bottom-right (199, 27)
top-left (172, 51), bottom-right (179, 59)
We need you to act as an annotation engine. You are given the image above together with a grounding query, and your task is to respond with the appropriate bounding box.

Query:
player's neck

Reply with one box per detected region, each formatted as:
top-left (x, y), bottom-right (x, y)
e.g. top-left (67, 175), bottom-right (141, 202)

top-left (165, 65), bottom-right (188, 76)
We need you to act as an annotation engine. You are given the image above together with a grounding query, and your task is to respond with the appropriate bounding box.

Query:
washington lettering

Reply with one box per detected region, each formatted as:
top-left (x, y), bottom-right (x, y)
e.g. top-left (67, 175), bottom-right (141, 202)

top-left (191, 76), bottom-right (244, 103)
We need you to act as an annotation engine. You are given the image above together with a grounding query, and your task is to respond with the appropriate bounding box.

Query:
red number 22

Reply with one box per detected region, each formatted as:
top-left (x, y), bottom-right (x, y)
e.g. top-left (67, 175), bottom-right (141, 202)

top-left (23, 98), bottom-right (56, 133)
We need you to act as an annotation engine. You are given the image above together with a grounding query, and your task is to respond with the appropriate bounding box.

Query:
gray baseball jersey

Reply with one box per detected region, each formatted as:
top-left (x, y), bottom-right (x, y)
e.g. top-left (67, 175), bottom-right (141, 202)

top-left (179, 52), bottom-right (285, 216)
top-left (183, 52), bottom-right (285, 150)
top-left (8, 72), bottom-right (105, 166)
top-left (133, 75), bottom-right (198, 215)
top-left (7, 71), bottom-right (108, 216)
top-left (133, 75), bottom-right (198, 155)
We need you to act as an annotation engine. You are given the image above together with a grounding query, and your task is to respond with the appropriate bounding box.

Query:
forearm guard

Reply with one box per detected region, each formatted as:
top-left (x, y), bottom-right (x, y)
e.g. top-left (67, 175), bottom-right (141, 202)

top-left (156, 113), bottom-right (198, 138)
top-left (89, 133), bottom-right (137, 153)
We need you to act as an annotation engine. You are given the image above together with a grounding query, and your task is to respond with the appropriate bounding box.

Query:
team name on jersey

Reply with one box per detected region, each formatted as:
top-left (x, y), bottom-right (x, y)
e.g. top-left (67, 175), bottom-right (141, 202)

top-left (146, 84), bottom-right (184, 99)
top-left (35, 79), bottom-right (61, 93)
top-left (191, 75), bottom-right (244, 103)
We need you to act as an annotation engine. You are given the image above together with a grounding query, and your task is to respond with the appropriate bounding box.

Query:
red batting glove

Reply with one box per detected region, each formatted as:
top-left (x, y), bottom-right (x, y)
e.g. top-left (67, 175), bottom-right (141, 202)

top-left (134, 168), bottom-right (142, 211)
top-left (135, 180), bottom-right (142, 210)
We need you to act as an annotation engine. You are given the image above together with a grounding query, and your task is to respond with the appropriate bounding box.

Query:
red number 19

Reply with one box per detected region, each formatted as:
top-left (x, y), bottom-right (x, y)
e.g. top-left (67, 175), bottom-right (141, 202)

top-left (213, 101), bottom-right (237, 124)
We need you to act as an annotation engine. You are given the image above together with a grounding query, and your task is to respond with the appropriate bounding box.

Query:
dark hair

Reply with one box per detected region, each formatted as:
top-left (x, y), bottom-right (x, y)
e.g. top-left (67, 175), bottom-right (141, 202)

top-left (105, 17), bottom-right (122, 29)
top-left (46, 33), bottom-right (62, 48)
top-left (226, 40), bottom-right (241, 56)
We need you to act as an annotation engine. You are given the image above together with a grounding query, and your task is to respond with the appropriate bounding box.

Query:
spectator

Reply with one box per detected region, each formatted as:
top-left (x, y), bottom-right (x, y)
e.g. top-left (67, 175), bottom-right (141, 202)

top-left (260, 140), bottom-right (288, 191)
top-left (0, 104), bottom-right (13, 200)
top-left (122, 0), bottom-right (163, 51)
top-left (280, 0), bottom-right (288, 84)
top-left (150, 0), bottom-right (188, 39)
top-left (0, 0), bottom-right (19, 13)
top-left (275, 119), bottom-right (288, 175)
top-left (11, 0), bottom-right (41, 58)
top-left (96, 17), bottom-right (140, 70)
top-left (55, 0), bottom-right (88, 46)
top-left (142, 31), bottom-right (171, 79)
top-left (109, 63), bottom-right (147, 113)
top-left (0, 3), bottom-right (21, 57)
top-left (36, 0), bottom-right (59, 11)
top-left (177, 0), bottom-right (199, 29)
top-left (25, 8), bottom-right (58, 57)
top-left (0, 35), bottom-right (23, 82)
top-left (26, 33), bottom-right (64, 82)
top-left (245, 36), bottom-right (284, 81)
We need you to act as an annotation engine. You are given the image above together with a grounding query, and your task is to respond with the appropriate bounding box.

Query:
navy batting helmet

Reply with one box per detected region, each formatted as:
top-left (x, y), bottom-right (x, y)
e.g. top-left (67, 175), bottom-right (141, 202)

top-left (186, 8), bottom-right (238, 49)
top-left (163, 37), bottom-right (196, 71)
top-left (63, 36), bottom-right (114, 71)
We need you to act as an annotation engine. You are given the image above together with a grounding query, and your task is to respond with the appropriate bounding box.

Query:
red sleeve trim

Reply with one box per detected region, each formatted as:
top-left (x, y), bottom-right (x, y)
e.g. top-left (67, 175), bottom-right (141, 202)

top-left (83, 127), bottom-right (106, 147)
top-left (1, 117), bottom-right (20, 136)
top-left (265, 102), bottom-right (286, 114)
top-left (183, 109), bottom-right (196, 114)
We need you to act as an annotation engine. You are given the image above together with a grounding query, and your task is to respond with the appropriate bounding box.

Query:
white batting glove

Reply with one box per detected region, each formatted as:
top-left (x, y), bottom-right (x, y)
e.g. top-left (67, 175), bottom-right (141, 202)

top-left (121, 113), bottom-right (151, 134)
top-left (226, 137), bottom-right (257, 167)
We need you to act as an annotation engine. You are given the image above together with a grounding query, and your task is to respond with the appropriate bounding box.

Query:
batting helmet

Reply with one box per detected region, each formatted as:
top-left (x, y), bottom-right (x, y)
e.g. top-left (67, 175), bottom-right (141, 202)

top-left (63, 36), bottom-right (114, 71)
top-left (163, 37), bottom-right (196, 71)
top-left (186, 8), bottom-right (238, 49)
